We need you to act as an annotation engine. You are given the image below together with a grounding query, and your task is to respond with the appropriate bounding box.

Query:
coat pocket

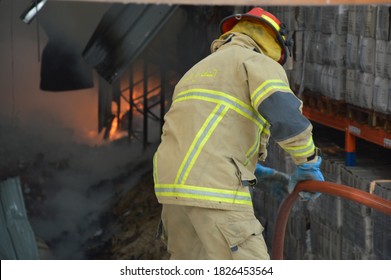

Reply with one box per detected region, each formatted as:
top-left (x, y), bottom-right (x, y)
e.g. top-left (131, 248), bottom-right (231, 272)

top-left (231, 157), bottom-right (257, 186)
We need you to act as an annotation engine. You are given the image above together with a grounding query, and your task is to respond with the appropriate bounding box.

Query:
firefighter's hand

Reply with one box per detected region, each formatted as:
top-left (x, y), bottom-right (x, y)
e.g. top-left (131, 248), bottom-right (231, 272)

top-left (287, 157), bottom-right (324, 201)
top-left (255, 163), bottom-right (276, 179)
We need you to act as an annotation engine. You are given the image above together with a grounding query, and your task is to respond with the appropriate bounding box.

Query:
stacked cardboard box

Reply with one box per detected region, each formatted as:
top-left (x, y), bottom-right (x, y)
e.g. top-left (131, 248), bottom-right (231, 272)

top-left (373, 181), bottom-right (391, 259)
top-left (310, 155), bottom-right (344, 259)
top-left (270, 5), bottom-right (391, 116)
top-left (296, 6), bottom-right (349, 100)
top-left (262, 148), bottom-right (391, 259)
top-left (257, 138), bottom-right (391, 259)
top-left (257, 7), bottom-right (390, 260)
top-left (347, 6), bottom-right (391, 113)
top-left (253, 138), bottom-right (309, 259)
top-left (340, 165), bottom-right (391, 259)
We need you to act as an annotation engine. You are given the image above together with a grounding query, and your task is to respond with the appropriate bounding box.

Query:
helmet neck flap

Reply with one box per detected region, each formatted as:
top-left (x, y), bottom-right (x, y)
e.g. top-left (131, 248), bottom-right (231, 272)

top-left (219, 7), bottom-right (293, 65)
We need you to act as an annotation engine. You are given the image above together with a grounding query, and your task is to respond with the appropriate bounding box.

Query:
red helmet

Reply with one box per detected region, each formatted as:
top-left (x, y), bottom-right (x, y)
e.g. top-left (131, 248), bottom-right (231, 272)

top-left (219, 7), bottom-right (292, 65)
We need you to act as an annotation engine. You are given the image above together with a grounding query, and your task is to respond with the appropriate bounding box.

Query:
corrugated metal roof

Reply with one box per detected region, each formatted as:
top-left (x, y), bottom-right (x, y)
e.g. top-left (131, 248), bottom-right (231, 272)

top-left (82, 3), bottom-right (178, 84)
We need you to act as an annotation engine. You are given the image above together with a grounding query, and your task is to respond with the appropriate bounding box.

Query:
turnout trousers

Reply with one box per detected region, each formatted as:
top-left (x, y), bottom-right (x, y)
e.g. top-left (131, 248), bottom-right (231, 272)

top-left (160, 204), bottom-right (270, 260)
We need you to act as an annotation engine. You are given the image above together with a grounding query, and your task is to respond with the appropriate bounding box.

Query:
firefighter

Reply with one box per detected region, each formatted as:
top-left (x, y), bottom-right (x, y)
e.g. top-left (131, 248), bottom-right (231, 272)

top-left (153, 7), bottom-right (324, 260)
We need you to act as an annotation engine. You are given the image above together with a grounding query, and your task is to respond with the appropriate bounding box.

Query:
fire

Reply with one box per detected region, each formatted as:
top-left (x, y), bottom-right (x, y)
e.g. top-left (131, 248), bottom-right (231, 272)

top-left (100, 67), bottom-right (176, 142)
top-left (108, 102), bottom-right (128, 141)
top-left (109, 117), bottom-right (119, 140)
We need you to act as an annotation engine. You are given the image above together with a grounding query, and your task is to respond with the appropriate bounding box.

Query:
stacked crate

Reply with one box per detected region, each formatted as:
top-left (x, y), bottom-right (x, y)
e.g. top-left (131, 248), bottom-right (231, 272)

top-left (340, 166), bottom-right (375, 259)
top-left (252, 177), bottom-right (289, 255)
top-left (372, 181), bottom-right (391, 259)
top-left (272, 6), bottom-right (306, 92)
top-left (256, 6), bottom-right (391, 260)
top-left (273, 5), bottom-right (391, 123)
top-left (339, 164), bottom-right (391, 259)
top-left (284, 199), bottom-right (310, 260)
top-left (320, 6), bottom-right (349, 101)
top-left (255, 140), bottom-right (391, 259)
top-left (295, 7), bottom-right (349, 102)
top-left (346, 6), bottom-right (391, 119)
top-left (257, 139), bottom-right (309, 259)
top-left (271, 5), bottom-right (391, 117)
top-left (310, 155), bottom-right (345, 259)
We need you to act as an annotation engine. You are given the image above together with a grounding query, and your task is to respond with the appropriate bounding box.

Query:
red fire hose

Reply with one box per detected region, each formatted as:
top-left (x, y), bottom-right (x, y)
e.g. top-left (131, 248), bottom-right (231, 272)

top-left (271, 180), bottom-right (391, 260)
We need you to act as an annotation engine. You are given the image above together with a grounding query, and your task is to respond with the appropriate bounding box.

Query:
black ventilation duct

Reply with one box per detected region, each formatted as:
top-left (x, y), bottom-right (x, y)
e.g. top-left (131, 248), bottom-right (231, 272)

top-left (37, 1), bottom-right (110, 92)
top-left (40, 40), bottom-right (94, 92)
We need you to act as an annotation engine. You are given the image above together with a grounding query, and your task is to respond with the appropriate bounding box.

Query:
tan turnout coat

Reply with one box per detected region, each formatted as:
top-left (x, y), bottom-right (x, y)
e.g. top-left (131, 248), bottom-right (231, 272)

top-left (153, 33), bottom-right (314, 211)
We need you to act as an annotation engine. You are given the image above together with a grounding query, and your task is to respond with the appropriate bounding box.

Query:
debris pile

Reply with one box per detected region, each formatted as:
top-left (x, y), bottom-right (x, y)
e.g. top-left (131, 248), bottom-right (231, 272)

top-left (86, 171), bottom-right (169, 260)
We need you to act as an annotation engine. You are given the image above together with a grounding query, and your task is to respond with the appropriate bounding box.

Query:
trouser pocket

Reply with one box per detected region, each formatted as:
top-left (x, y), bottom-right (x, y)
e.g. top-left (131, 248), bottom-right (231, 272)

top-left (216, 219), bottom-right (270, 260)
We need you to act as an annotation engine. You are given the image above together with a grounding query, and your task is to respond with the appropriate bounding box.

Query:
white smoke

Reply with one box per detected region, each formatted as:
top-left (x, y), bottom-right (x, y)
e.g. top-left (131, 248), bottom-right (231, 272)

top-left (0, 110), bottom-right (159, 259)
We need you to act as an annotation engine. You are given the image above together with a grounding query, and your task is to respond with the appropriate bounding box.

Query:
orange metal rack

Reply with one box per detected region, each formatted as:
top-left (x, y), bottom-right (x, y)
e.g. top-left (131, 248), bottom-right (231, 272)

top-left (303, 106), bottom-right (391, 166)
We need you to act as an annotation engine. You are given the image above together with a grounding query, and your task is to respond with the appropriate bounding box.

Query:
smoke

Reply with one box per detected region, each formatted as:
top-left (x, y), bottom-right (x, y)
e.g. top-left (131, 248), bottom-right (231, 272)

top-left (0, 0), bottom-right (161, 259)
top-left (0, 0), bottom-right (228, 260)
top-left (0, 111), bottom-right (158, 259)
top-left (31, 144), bottom-right (156, 260)
top-left (1, 0), bottom-right (96, 137)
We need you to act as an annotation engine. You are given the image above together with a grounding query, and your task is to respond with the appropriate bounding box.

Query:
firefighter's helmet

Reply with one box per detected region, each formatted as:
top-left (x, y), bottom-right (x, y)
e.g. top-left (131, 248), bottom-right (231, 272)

top-left (219, 7), bottom-right (292, 65)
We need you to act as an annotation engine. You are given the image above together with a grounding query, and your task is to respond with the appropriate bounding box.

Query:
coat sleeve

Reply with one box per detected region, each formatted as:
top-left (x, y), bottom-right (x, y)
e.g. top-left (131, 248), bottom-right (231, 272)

top-left (257, 91), bottom-right (317, 165)
top-left (243, 55), bottom-right (317, 165)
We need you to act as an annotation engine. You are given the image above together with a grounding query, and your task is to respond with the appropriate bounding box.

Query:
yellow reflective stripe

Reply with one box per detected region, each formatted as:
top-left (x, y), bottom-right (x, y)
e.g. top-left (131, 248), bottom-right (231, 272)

top-left (174, 88), bottom-right (266, 130)
top-left (244, 130), bottom-right (261, 166)
top-left (176, 88), bottom-right (248, 108)
top-left (156, 184), bottom-right (251, 196)
top-left (175, 90), bottom-right (264, 126)
top-left (281, 137), bottom-right (313, 151)
top-left (155, 184), bottom-right (252, 206)
top-left (175, 104), bottom-right (229, 184)
top-left (262, 126), bottom-right (270, 136)
top-left (281, 138), bottom-right (315, 157)
top-left (156, 192), bottom-right (253, 206)
top-left (261, 14), bottom-right (280, 31)
top-left (251, 79), bottom-right (291, 108)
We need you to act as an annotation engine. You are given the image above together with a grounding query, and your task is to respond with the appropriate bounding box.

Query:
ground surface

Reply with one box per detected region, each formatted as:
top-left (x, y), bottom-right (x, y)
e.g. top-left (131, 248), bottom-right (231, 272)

top-left (86, 171), bottom-right (169, 260)
top-left (0, 117), bottom-right (167, 260)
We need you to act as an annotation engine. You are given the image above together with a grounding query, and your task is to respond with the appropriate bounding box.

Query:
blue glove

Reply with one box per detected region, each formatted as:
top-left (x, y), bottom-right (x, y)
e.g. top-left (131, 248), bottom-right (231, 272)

top-left (255, 163), bottom-right (290, 200)
top-left (287, 157), bottom-right (324, 201)
top-left (255, 163), bottom-right (277, 179)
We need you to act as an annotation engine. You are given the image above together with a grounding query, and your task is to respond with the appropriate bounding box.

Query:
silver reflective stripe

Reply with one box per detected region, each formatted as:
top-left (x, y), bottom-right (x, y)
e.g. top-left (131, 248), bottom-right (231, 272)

top-left (174, 89), bottom-right (266, 129)
top-left (155, 184), bottom-right (253, 206)
top-left (244, 131), bottom-right (261, 166)
top-left (176, 104), bottom-right (228, 184)
top-left (280, 138), bottom-right (315, 157)
top-left (251, 79), bottom-right (292, 108)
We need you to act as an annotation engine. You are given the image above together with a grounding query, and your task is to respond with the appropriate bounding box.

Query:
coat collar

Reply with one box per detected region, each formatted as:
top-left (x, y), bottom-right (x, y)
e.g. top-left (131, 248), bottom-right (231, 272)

top-left (210, 32), bottom-right (263, 54)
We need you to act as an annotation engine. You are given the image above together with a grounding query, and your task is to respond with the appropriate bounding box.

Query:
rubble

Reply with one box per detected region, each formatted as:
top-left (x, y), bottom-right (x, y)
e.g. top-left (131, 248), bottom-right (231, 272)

top-left (85, 170), bottom-right (169, 260)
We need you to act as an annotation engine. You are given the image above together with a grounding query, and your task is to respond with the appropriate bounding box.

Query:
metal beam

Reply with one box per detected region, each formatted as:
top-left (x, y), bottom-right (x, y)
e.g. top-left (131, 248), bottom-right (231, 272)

top-left (51, 0), bottom-right (391, 6)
